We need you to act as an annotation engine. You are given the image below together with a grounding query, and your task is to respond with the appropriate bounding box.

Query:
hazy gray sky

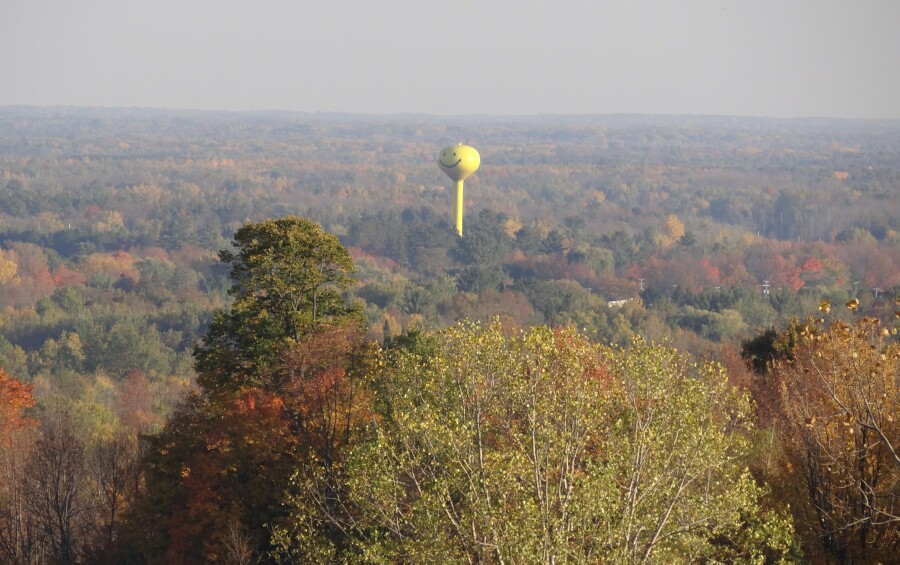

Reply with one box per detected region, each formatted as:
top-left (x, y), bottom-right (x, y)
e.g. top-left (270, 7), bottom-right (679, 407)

top-left (1, 0), bottom-right (898, 118)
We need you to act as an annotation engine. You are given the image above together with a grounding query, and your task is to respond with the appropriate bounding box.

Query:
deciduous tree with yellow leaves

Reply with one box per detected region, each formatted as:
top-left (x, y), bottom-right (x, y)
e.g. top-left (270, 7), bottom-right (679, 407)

top-left (768, 308), bottom-right (899, 563)
top-left (277, 320), bottom-right (799, 563)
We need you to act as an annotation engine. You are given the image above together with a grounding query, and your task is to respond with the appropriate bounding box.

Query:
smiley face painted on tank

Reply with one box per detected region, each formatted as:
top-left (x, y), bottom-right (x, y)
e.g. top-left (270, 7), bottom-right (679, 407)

top-left (438, 149), bottom-right (461, 169)
top-left (437, 143), bottom-right (480, 182)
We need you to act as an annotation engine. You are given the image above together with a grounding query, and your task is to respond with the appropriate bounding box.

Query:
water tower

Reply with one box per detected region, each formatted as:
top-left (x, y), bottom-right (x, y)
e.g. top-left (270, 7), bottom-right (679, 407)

top-left (437, 143), bottom-right (480, 236)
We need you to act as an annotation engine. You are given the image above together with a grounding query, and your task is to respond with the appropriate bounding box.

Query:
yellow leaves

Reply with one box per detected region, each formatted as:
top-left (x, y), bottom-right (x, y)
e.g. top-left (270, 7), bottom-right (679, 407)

top-left (665, 214), bottom-right (686, 239)
top-left (93, 209), bottom-right (125, 233)
top-left (502, 216), bottom-right (523, 238)
top-left (79, 251), bottom-right (138, 280)
top-left (818, 299), bottom-right (831, 313)
top-left (34, 211), bottom-right (65, 233)
top-left (653, 214), bottom-right (686, 248)
top-left (0, 249), bottom-right (18, 284)
top-left (346, 319), bottom-right (801, 562)
top-left (774, 315), bottom-right (899, 551)
top-left (845, 298), bottom-right (859, 311)
top-left (181, 466), bottom-right (191, 478)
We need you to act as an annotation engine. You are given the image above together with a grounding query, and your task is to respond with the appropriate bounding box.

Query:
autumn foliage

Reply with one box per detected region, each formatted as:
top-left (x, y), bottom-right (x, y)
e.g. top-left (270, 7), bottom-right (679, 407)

top-left (1, 109), bottom-right (899, 562)
top-left (0, 370), bottom-right (37, 562)
top-left (0, 368), bottom-right (36, 438)
top-left (763, 316), bottom-right (899, 563)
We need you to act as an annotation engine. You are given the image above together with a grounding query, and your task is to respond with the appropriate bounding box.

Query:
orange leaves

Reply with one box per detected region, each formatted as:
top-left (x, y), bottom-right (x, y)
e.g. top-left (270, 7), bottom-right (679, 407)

top-left (0, 368), bottom-right (37, 436)
top-left (146, 386), bottom-right (300, 563)
top-left (699, 257), bottom-right (721, 285)
top-left (51, 263), bottom-right (87, 287)
top-left (771, 254), bottom-right (805, 291)
top-left (0, 243), bottom-right (55, 305)
top-left (280, 325), bottom-right (376, 459)
top-left (0, 369), bottom-right (39, 560)
top-left (290, 368), bottom-right (355, 435)
top-left (294, 368), bottom-right (347, 405)
top-left (116, 370), bottom-right (154, 433)
top-left (800, 257), bottom-right (823, 273)
top-left (641, 253), bottom-right (724, 291)
top-left (231, 388), bottom-right (285, 420)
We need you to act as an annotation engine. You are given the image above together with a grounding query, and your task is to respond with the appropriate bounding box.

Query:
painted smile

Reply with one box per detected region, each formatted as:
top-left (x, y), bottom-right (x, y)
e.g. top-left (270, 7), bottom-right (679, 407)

top-left (440, 158), bottom-right (462, 168)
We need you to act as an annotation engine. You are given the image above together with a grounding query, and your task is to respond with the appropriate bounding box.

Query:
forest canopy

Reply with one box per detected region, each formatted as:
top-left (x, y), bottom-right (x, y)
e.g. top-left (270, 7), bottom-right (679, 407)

top-left (0, 107), bottom-right (897, 563)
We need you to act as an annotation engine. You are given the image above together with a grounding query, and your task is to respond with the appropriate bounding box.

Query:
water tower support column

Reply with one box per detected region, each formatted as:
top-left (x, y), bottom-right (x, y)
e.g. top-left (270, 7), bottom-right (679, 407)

top-left (456, 180), bottom-right (464, 236)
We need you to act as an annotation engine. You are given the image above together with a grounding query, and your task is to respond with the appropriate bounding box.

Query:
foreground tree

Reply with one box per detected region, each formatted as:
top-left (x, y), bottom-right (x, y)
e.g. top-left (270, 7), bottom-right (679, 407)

top-left (276, 321), bottom-right (799, 562)
top-left (194, 216), bottom-right (358, 396)
top-left (602, 337), bottom-right (796, 563)
top-left (0, 368), bottom-right (39, 564)
top-left (768, 314), bottom-right (899, 563)
top-left (25, 409), bottom-right (88, 565)
top-left (134, 390), bottom-right (297, 563)
top-left (83, 431), bottom-right (143, 564)
top-left (129, 217), bottom-right (370, 563)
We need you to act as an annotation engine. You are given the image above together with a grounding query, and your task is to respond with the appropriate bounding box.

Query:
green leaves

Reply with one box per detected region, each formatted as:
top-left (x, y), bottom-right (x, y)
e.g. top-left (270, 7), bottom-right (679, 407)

top-left (195, 216), bottom-right (359, 396)
top-left (602, 337), bottom-right (777, 562)
top-left (306, 320), bottom-right (796, 562)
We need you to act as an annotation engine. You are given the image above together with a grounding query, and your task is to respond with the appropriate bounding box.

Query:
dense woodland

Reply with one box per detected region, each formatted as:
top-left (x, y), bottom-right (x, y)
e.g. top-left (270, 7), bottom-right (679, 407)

top-left (0, 107), bottom-right (898, 563)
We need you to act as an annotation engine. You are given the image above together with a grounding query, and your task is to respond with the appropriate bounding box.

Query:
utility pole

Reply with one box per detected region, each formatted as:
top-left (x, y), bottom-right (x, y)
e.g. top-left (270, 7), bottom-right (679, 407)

top-left (761, 280), bottom-right (770, 295)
